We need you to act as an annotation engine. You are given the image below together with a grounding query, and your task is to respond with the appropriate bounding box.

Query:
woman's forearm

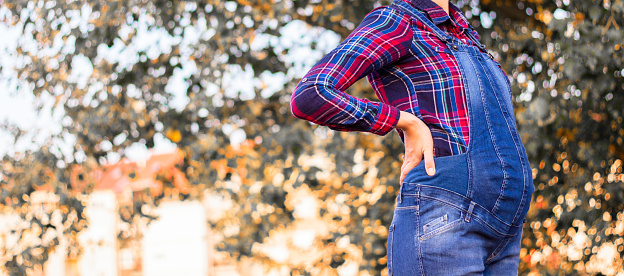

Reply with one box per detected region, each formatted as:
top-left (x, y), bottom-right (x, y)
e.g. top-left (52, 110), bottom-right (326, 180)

top-left (289, 7), bottom-right (413, 136)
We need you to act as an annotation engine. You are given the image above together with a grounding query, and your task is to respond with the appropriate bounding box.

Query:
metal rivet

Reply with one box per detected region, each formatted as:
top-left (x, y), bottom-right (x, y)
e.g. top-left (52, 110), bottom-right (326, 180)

top-left (451, 44), bottom-right (458, 51)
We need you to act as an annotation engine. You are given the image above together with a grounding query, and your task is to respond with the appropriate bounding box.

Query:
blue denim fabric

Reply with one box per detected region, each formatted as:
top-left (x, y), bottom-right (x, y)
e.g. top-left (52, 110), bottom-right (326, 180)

top-left (386, 1), bottom-right (534, 275)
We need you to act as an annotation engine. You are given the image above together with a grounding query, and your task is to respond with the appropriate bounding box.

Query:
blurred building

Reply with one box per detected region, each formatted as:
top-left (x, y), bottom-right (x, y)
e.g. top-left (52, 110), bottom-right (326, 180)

top-left (2, 148), bottom-right (341, 276)
top-left (1, 150), bottom-right (235, 276)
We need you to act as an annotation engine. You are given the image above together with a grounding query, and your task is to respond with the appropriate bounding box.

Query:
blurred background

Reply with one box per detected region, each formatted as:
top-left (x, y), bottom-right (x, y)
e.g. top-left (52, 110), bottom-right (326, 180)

top-left (0, 0), bottom-right (623, 275)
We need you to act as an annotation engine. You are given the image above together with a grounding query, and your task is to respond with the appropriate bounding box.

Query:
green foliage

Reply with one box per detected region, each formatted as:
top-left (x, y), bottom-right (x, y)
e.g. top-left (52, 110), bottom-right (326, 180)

top-left (1, 0), bottom-right (623, 274)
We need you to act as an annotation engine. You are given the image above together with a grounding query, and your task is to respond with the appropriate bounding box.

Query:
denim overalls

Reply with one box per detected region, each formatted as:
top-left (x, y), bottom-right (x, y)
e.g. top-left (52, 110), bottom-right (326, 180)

top-left (386, 1), bottom-right (535, 275)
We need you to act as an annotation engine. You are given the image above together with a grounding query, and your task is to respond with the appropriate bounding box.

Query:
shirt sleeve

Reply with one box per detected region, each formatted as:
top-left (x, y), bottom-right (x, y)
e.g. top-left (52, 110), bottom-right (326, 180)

top-left (290, 6), bottom-right (413, 136)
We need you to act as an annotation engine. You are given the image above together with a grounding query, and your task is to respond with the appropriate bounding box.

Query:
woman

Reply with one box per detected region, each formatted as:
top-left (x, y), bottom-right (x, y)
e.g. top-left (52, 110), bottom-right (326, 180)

top-left (290, 0), bottom-right (534, 274)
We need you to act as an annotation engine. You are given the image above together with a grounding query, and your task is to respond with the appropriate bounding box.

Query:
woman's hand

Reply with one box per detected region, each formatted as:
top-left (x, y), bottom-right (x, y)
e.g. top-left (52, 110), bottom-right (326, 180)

top-left (396, 111), bottom-right (436, 184)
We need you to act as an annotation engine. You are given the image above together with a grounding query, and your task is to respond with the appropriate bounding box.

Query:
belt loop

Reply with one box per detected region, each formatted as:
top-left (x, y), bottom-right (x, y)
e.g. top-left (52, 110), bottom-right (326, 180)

top-left (465, 201), bottom-right (476, 222)
top-left (397, 184), bottom-right (403, 204)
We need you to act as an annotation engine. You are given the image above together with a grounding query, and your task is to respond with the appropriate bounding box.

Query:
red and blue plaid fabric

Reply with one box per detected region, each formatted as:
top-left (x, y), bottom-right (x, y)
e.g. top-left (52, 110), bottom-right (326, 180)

top-left (291, 0), bottom-right (482, 157)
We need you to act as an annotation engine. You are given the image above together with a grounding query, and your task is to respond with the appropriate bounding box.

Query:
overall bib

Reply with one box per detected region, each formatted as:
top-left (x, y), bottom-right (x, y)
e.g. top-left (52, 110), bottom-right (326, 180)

top-left (386, 1), bottom-right (535, 275)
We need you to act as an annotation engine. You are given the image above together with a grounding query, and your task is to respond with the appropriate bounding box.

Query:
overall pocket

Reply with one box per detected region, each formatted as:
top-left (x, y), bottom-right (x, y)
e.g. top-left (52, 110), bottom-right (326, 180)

top-left (418, 198), bottom-right (464, 241)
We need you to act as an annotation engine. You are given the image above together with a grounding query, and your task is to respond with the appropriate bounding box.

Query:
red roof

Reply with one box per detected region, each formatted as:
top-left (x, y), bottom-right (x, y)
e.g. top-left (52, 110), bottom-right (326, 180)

top-left (70, 150), bottom-right (188, 196)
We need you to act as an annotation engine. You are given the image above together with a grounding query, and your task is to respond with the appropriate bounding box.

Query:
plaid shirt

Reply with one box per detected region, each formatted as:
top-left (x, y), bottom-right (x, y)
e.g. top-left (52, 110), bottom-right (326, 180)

top-left (290, 0), bottom-right (484, 157)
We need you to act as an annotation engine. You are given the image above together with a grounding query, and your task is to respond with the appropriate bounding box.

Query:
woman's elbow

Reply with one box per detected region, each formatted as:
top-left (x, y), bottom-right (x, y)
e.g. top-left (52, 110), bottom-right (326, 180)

top-left (290, 94), bottom-right (305, 120)
top-left (290, 82), bottom-right (321, 121)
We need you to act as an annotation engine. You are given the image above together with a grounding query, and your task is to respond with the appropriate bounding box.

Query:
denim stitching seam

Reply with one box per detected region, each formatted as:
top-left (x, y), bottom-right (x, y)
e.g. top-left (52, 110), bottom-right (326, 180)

top-left (388, 224), bottom-right (394, 275)
top-left (481, 60), bottom-right (530, 224)
top-left (415, 185), bottom-right (515, 228)
top-left (472, 216), bottom-right (514, 238)
top-left (480, 62), bottom-right (511, 215)
top-left (415, 184), bottom-right (425, 275)
top-left (402, 183), bottom-right (467, 199)
top-left (454, 50), bottom-right (475, 198)
top-left (485, 234), bottom-right (515, 263)
top-left (419, 195), bottom-right (464, 212)
top-left (418, 194), bottom-right (517, 236)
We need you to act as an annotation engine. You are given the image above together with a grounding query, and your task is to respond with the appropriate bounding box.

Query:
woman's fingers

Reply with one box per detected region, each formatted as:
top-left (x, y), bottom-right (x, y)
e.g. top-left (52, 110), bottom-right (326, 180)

top-left (423, 146), bottom-right (435, 176)
top-left (399, 152), bottom-right (423, 184)
top-left (399, 134), bottom-right (434, 183)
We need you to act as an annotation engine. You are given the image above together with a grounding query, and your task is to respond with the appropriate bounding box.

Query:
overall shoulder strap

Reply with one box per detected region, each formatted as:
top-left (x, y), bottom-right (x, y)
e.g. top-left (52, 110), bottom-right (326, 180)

top-left (448, 7), bottom-right (489, 51)
top-left (462, 26), bottom-right (489, 52)
top-left (390, 0), bottom-right (492, 56)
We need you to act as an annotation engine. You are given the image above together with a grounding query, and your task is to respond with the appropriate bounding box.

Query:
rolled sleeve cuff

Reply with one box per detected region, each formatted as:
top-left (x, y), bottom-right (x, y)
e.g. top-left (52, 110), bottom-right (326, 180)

top-left (367, 103), bottom-right (401, 136)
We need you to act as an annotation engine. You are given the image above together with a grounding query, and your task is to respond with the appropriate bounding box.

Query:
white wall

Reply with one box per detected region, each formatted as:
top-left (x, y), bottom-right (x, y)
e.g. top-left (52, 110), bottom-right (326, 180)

top-left (77, 190), bottom-right (119, 276)
top-left (143, 200), bottom-right (208, 276)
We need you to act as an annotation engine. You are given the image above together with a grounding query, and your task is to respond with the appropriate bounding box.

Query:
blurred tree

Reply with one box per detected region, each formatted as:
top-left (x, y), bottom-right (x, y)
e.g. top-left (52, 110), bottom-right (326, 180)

top-left (1, 0), bottom-right (623, 275)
